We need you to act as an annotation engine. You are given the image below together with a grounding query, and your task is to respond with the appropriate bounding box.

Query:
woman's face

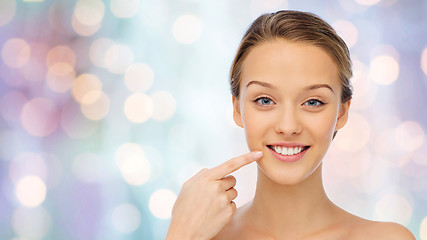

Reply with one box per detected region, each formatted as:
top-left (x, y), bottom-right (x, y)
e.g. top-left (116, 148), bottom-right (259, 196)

top-left (233, 39), bottom-right (350, 185)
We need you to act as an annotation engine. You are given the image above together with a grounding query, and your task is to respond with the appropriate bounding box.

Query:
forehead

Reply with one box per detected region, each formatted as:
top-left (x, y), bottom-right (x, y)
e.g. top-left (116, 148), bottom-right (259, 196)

top-left (240, 39), bottom-right (340, 88)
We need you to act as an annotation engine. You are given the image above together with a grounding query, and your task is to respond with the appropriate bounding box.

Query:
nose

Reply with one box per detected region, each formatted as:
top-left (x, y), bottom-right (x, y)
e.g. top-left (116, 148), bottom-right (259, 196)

top-left (274, 105), bottom-right (302, 135)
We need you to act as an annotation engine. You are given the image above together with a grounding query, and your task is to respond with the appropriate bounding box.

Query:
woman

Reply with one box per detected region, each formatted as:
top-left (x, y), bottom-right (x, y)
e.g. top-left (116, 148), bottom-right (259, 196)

top-left (166, 10), bottom-right (415, 239)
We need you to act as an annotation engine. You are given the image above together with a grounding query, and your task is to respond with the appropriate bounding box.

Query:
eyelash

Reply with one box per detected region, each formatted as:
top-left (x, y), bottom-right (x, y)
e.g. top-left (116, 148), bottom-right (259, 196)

top-left (253, 96), bottom-right (326, 108)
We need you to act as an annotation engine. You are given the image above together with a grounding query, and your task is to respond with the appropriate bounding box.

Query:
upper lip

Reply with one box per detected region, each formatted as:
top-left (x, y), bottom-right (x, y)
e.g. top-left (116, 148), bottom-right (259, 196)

top-left (267, 142), bottom-right (309, 148)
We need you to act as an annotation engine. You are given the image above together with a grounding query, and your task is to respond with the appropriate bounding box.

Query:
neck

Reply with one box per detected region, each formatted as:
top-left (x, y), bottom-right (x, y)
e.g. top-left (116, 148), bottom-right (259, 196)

top-left (248, 163), bottom-right (338, 238)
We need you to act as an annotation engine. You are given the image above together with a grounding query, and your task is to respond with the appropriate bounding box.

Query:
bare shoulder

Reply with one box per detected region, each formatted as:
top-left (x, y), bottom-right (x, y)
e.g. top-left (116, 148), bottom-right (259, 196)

top-left (349, 219), bottom-right (415, 240)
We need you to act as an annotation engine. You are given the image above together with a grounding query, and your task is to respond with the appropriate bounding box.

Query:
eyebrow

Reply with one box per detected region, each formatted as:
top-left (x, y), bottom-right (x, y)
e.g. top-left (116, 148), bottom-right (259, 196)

top-left (246, 80), bottom-right (334, 93)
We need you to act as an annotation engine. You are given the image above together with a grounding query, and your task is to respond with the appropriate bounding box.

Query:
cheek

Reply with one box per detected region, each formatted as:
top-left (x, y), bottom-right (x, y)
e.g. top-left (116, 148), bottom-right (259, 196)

top-left (241, 106), bottom-right (271, 148)
top-left (304, 110), bottom-right (337, 140)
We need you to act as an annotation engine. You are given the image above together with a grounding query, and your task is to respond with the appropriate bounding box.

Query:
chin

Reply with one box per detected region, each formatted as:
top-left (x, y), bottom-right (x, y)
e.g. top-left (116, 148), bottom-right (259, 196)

top-left (255, 148), bottom-right (324, 186)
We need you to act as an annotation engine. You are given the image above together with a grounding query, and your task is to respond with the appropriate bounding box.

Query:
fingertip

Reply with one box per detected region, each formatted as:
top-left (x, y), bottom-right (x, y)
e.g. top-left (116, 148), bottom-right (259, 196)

top-left (251, 151), bottom-right (263, 160)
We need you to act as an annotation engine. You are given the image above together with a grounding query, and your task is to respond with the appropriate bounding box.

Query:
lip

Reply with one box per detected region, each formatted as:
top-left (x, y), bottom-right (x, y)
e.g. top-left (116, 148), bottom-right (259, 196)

top-left (267, 143), bottom-right (310, 163)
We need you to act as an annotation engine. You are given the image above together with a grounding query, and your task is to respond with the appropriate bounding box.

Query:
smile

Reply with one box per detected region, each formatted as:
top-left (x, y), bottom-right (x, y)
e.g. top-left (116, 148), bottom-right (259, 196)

top-left (267, 145), bottom-right (310, 156)
top-left (267, 144), bottom-right (310, 162)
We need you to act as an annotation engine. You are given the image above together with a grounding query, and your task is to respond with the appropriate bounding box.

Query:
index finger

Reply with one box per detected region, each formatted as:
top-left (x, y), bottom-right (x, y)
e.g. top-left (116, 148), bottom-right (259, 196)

top-left (209, 151), bottom-right (263, 179)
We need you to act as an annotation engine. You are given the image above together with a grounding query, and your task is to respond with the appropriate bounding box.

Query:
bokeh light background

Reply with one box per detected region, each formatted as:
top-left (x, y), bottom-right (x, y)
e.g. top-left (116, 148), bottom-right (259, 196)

top-left (0, 0), bottom-right (426, 239)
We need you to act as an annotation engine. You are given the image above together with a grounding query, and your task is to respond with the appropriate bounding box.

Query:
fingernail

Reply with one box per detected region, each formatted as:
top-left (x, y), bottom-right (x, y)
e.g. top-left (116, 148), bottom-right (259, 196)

top-left (252, 151), bottom-right (263, 159)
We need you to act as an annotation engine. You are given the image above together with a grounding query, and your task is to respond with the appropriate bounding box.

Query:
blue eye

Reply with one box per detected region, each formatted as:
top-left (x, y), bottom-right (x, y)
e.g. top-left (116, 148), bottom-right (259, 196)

top-left (255, 97), bottom-right (274, 105)
top-left (304, 99), bottom-right (324, 107)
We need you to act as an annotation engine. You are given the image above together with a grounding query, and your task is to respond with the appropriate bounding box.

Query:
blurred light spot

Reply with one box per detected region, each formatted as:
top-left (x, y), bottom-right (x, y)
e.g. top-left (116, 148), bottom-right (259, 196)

top-left (124, 63), bottom-right (154, 92)
top-left (80, 91), bottom-right (110, 120)
top-left (12, 206), bottom-right (51, 239)
top-left (74, 0), bottom-right (104, 26)
top-left (148, 189), bottom-right (176, 219)
top-left (72, 73), bottom-right (103, 103)
top-left (335, 112), bottom-right (370, 152)
top-left (89, 38), bottom-right (115, 68)
top-left (369, 55), bottom-right (399, 85)
top-left (110, 0), bottom-right (139, 18)
top-left (115, 142), bottom-right (151, 185)
top-left (72, 153), bottom-right (103, 183)
top-left (21, 98), bottom-right (59, 137)
top-left (18, 42), bottom-right (48, 83)
top-left (15, 175), bottom-right (47, 207)
top-left (104, 44), bottom-right (134, 74)
top-left (355, 0), bottom-right (381, 5)
top-left (150, 91), bottom-right (176, 121)
top-left (71, 14), bottom-right (101, 36)
top-left (374, 193), bottom-right (412, 225)
top-left (395, 121), bottom-right (424, 152)
top-left (1, 38), bottom-right (31, 69)
top-left (141, 145), bottom-right (163, 181)
top-left (413, 141), bottom-right (427, 166)
top-left (46, 45), bottom-right (76, 68)
top-left (421, 47), bottom-right (427, 77)
top-left (9, 152), bottom-right (47, 184)
top-left (333, 147), bottom-right (372, 178)
top-left (351, 59), bottom-right (376, 110)
top-left (46, 62), bottom-right (76, 92)
top-left (0, 0), bottom-right (16, 27)
top-left (421, 216), bottom-right (427, 240)
top-left (0, 91), bottom-right (27, 122)
top-left (332, 20), bottom-right (358, 48)
top-left (139, 0), bottom-right (169, 29)
top-left (172, 14), bottom-right (202, 44)
top-left (250, 0), bottom-right (288, 18)
top-left (375, 128), bottom-right (410, 167)
top-left (168, 123), bottom-right (197, 153)
top-left (124, 93), bottom-right (153, 123)
top-left (111, 203), bottom-right (141, 233)
top-left (61, 101), bottom-right (98, 139)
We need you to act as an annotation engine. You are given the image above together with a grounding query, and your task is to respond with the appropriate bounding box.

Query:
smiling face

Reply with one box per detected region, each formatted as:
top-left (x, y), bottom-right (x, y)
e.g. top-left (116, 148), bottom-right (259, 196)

top-left (233, 39), bottom-right (350, 185)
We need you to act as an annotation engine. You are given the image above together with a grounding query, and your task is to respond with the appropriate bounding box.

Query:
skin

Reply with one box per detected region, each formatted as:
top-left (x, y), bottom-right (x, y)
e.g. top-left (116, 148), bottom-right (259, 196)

top-left (212, 39), bottom-right (415, 240)
top-left (166, 38), bottom-right (415, 240)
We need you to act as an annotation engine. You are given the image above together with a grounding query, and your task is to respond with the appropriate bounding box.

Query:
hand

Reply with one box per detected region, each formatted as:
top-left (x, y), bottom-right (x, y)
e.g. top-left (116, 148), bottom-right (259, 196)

top-left (166, 151), bottom-right (263, 240)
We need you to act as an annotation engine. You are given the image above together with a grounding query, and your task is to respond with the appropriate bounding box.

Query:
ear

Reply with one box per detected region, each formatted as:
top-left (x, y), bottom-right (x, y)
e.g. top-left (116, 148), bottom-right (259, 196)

top-left (335, 100), bottom-right (351, 131)
top-left (232, 96), bottom-right (243, 128)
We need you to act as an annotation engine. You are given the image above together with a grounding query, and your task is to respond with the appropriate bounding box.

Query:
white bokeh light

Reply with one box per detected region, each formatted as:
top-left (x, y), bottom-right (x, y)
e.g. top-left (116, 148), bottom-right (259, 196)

top-left (335, 112), bottom-right (371, 152)
top-left (12, 206), bottom-right (51, 239)
top-left (110, 0), bottom-right (140, 18)
top-left (111, 203), bottom-right (141, 234)
top-left (46, 62), bottom-right (76, 93)
top-left (395, 121), bottom-right (424, 152)
top-left (21, 98), bottom-right (59, 137)
top-left (124, 63), bottom-right (154, 92)
top-left (80, 91), bottom-right (110, 120)
top-left (374, 193), bottom-right (413, 226)
top-left (421, 216), bottom-right (427, 240)
top-left (355, 0), bottom-right (381, 6)
top-left (15, 175), bottom-right (47, 207)
top-left (72, 152), bottom-right (103, 183)
top-left (0, 0), bottom-right (16, 27)
top-left (150, 91), bottom-right (176, 121)
top-left (422, 47), bottom-right (427, 77)
top-left (369, 55), bottom-right (399, 85)
top-left (332, 20), bottom-right (358, 48)
top-left (115, 143), bottom-right (151, 185)
top-left (124, 93), bottom-right (153, 123)
top-left (172, 14), bottom-right (202, 44)
top-left (46, 45), bottom-right (76, 68)
top-left (149, 189), bottom-right (177, 219)
top-left (1, 38), bottom-right (31, 69)
top-left (74, 0), bottom-right (105, 26)
top-left (89, 38), bottom-right (116, 68)
top-left (104, 44), bottom-right (134, 74)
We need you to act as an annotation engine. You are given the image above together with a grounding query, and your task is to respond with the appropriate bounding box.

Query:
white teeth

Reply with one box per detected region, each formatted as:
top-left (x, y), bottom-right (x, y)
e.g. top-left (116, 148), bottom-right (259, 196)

top-left (272, 146), bottom-right (304, 156)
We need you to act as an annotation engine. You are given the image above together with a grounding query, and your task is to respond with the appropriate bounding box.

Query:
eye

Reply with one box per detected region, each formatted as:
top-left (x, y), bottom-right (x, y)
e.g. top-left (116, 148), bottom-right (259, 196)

top-left (303, 99), bottom-right (325, 107)
top-left (254, 97), bottom-right (274, 106)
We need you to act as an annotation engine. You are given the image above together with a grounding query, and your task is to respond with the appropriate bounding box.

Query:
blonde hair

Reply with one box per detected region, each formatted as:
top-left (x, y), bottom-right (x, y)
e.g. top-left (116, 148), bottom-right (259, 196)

top-left (230, 10), bottom-right (353, 103)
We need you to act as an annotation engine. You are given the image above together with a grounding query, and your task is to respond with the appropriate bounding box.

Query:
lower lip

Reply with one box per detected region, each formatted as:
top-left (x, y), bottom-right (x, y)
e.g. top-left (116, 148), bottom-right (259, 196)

top-left (268, 147), bottom-right (309, 163)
